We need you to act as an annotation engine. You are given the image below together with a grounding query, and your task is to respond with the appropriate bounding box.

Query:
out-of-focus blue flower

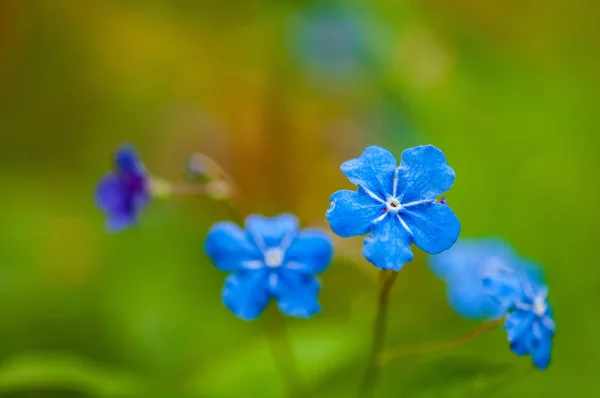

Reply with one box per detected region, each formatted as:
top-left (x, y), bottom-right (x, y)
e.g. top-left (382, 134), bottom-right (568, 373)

top-left (432, 237), bottom-right (556, 369)
top-left (205, 214), bottom-right (333, 321)
top-left (290, 5), bottom-right (365, 85)
top-left (485, 267), bottom-right (556, 370)
top-left (429, 238), bottom-right (523, 319)
top-left (326, 145), bottom-right (460, 271)
top-left (96, 146), bottom-right (150, 232)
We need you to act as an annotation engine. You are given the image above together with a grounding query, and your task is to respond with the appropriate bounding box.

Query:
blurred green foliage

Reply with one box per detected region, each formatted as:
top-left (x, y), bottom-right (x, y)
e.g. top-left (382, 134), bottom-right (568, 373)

top-left (0, 0), bottom-right (599, 396)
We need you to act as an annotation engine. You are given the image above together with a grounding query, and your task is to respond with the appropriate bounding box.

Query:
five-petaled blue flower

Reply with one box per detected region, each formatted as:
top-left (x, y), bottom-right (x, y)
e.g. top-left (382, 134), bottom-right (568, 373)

top-left (326, 145), bottom-right (460, 271)
top-left (96, 146), bottom-right (150, 232)
top-left (205, 214), bottom-right (333, 321)
top-left (429, 238), bottom-right (523, 320)
top-left (484, 264), bottom-right (556, 370)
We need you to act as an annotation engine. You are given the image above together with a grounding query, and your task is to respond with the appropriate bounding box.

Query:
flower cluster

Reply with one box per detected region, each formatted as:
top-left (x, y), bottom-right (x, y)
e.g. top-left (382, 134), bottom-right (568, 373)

top-left (96, 143), bottom-right (556, 376)
top-left (431, 238), bottom-right (556, 370)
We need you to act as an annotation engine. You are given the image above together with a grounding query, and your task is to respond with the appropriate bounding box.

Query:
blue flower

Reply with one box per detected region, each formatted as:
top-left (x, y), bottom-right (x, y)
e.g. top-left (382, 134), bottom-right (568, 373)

top-left (485, 268), bottom-right (556, 370)
top-left (429, 238), bottom-right (522, 320)
top-left (326, 145), bottom-right (460, 271)
top-left (96, 146), bottom-right (150, 232)
top-left (290, 4), bottom-right (365, 84)
top-left (205, 214), bottom-right (333, 321)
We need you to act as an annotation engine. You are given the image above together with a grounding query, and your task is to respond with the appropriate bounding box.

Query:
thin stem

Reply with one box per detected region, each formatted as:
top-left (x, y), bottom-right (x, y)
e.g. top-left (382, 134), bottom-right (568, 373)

top-left (378, 318), bottom-right (504, 366)
top-left (220, 199), bottom-right (245, 225)
top-left (169, 183), bottom-right (207, 196)
top-left (187, 152), bottom-right (239, 194)
top-left (263, 309), bottom-right (309, 398)
top-left (359, 270), bottom-right (399, 398)
top-left (166, 181), bottom-right (245, 225)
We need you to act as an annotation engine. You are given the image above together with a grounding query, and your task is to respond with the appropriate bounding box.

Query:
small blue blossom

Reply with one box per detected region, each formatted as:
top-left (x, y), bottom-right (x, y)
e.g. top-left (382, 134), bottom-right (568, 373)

top-left (96, 146), bottom-right (150, 232)
top-left (290, 5), bottom-right (365, 84)
top-left (429, 238), bottom-right (522, 320)
top-left (485, 267), bottom-right (556, 370)
top-left (326, 145), bottom-right (460, 271)
top-left (205, 214), bottom-right (333, 321)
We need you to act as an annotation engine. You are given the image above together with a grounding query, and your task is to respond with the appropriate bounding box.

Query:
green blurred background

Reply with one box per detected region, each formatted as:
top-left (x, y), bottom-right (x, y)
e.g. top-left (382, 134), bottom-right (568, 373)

top-left (0, 0), bottom-right (599, 396)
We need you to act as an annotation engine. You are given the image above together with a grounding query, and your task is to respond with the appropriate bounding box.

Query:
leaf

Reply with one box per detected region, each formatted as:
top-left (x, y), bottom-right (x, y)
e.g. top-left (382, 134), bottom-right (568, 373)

top-left (0, 353), bottom-right (145, 397)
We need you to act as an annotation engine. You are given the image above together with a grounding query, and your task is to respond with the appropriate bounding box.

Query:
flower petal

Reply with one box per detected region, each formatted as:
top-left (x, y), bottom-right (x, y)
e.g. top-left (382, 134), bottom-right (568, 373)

top-left (107, 213), bottom-right (137, 232)
top-left (482, 267), bottom-right (523, 309)
top-left (362, 215), bottom-right (414, 271)
top-left (272, 269), bottom-right (321, 318)
top-left (96, 175), bottom-right (124, 213)
top-left (429, 238), bottom-right (521, 319)
top-left (507, 319), bottom-right (536, 357)
top-left (205, 222), bottom-right (262, 272)
top-left (222, 270), bottom-right (270, 321)
top-left (245, 214), bottom-right (299, 250)
top-left (505, 310), bottom-right (535, 343)
top-left (115, 145), bottom-right (145, 176)
top-left (285, 229), bottom-right (333, 275)
top-left (517, 260), bottom-right (547, 298)
top-left (397, 145), bottom-right (455, 202)
top-left (532, 335), bottom-right (553, 370)
top-left (429, 238), bottom-right (517, 282)
top-left (447, 284), bottom-right (506, 320)
top-left (510, 338), bottom-right (533, 356)
top-left (96, 176), bottom-right (140, 232)
top-left (326, 189), bottom-right (385, 237)
top-left (540, 306), bottom-right (556, 335)
top-left (340, 146), bottom-right (396, 198)
top-left (402, 202), bottom-right (460, 254)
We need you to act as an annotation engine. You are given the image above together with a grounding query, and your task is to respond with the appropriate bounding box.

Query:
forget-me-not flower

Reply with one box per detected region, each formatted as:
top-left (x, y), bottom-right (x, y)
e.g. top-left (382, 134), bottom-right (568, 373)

top-left (96, 146), bottom-right (150, 232)
top-left (205, 214), bottom-right (333, 321)
top-left (326, 145), bottom-right (460, 271)
top-left (429, 238), bottom-right (522, 320)
top-left (290, 4), bottom-right (365, 84)
top-left (484, 265), bottom-right (556, 370)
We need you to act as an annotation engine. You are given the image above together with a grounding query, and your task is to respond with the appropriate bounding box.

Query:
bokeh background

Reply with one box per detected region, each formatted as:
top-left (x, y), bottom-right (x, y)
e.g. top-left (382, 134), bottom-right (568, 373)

top-left (1, 0), bottom-right (599, 397)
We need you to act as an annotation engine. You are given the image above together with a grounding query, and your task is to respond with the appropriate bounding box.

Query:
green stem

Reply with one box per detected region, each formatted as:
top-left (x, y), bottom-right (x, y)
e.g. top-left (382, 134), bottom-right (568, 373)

top-left (263, 311), bottom-right (309, 398)
top-left (220, 198), bottom-right (245, 225)
top-left (378, 318), bottom-right (504, 366)
top-left (150, 177), bottom-right (208, 199)
top-left (169, 184), bottom-right (207, 196)
top-left (359, 270), bottom-right (398, 398)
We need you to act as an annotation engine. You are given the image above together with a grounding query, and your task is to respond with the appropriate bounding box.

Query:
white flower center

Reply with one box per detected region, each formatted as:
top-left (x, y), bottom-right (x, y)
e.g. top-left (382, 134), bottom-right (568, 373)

top-left (264, 248), bottom-right (284, 268)
top-left (533, 296), bottom-right (547, 316)
top-left (386, 197), bottom-right (403, 213)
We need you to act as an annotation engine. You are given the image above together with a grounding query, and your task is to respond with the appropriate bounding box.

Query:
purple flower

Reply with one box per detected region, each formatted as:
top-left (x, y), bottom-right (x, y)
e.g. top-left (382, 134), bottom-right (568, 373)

top-left (96, 146), bottom-right (150, 232)
top-left (205, 214), bottom-right (333, 321)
